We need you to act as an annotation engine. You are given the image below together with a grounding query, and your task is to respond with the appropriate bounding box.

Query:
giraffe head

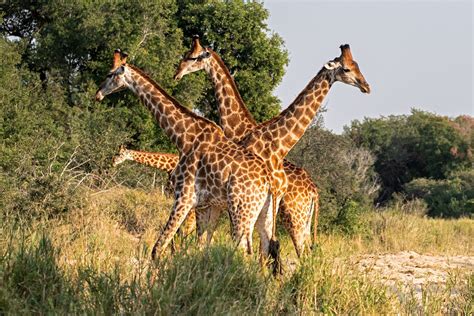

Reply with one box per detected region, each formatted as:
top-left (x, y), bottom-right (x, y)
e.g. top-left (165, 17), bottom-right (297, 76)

top-left (324, 44), bottom-right (370, 94)
top-left (95, 49), bottom-right (130, 101)
top-left (112, 145), bottom-right (133, 167)
top-left (174, 35), bottom-right (211, 80)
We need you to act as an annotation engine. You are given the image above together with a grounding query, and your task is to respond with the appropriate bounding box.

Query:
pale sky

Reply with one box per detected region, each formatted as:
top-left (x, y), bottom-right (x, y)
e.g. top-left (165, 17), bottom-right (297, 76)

top-left (264, 0), bottom-right (473, 133)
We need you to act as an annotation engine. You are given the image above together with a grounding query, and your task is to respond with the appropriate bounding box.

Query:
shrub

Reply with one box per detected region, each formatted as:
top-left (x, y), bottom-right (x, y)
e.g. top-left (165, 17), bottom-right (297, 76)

top-left (330, 201), bottom-right (368, 236)
top-left (404, 170), bottom-right (474, 218)
top-left (347, 110), bottom-right (472, 202)
top-left (388, 193), bottom-right (428, 216)
top-left (287, 123), bottom-right (379, 233)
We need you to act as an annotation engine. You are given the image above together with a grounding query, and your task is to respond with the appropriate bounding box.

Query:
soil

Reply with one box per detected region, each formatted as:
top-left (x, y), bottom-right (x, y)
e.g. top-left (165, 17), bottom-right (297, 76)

top-left (355, 251), bottom-right (473, 302)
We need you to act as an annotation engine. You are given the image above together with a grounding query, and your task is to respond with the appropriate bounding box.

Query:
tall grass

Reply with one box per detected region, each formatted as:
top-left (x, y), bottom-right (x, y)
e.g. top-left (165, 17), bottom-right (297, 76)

top-left (1, 187), bottom-right (472, 314)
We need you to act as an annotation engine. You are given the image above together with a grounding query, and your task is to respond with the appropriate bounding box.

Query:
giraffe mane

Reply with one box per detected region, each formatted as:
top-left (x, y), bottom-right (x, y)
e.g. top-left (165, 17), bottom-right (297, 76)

top-left (129, 149), bottom-right (178, 157)
top-left (127, 64), bottom-right (223, 133)
top-left (210, 50), bottom-right (257, 125)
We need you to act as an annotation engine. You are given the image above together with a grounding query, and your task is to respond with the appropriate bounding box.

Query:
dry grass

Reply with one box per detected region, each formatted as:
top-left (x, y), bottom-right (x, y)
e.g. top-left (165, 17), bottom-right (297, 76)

top-left (1, 186), bottom-right (472, 314)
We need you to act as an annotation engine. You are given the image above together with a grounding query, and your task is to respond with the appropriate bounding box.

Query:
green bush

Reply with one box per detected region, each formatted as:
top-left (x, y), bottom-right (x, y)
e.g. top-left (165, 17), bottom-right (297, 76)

top-left (387, 193), bottom-right (428, 217)
top-left (287, 123), bottom-right (379, 233)
top-left (404, 170), bottom-right (474, 218)
top-left (347, 110), bottom-right (472, 202)
top-left (329, 201), bottom-right (368, 235)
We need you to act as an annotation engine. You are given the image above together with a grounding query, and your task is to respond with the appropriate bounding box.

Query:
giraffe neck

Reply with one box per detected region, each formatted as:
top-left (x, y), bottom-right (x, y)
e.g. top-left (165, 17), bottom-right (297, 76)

top-left (207, 52), bottom-right (257, 142)
top-left (125, 65), bottom-right (223, 153)
top-left (241, 67), bottom-right (334, 162)
top-left (127, 150), bottom-right (179, 173)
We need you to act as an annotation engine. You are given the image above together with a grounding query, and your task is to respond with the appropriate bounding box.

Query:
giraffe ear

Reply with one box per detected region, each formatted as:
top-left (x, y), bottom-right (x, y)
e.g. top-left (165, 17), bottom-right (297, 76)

top-left (119, 145), bottom-right (126, 152)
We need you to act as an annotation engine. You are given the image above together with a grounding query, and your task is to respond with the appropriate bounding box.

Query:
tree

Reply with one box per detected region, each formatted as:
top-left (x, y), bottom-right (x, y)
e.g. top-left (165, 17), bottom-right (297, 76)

top-left (346, 110), bottom-right (472, 202)
top-left (1, 0), bottom-right (288, 150)
top-left (0, 1), bottom-right (289, 217)
top-left (175, 0), bottom-right (288, 122)
top-left (404, 170), bottom-right (474, 218)
top-left (287, 122), bottom-right (379, 232)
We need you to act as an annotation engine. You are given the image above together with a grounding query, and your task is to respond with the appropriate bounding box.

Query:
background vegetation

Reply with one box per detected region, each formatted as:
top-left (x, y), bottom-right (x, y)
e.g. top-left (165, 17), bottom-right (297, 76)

top-left (0, 0), bottom-right (472, 314)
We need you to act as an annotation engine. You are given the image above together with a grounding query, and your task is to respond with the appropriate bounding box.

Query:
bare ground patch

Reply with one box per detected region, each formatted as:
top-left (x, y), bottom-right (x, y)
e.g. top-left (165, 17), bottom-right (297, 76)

top-left (355, 251), bottom-right (473, 309)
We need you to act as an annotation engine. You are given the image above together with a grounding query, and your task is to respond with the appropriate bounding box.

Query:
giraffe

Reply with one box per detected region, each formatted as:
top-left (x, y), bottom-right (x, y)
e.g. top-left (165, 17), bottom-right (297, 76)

top-left (112, 145), bottom-right (195, 238)
top-left (174, 40), bottom-right (370, 256)
top-left (175, 36), bottom-right (320, 257)
top-left (112, 145), bottom-right (179, 173)
top-left (112, 145), bottom-right (178, 196)
top-left (96, 50), bottom-right (280, 270)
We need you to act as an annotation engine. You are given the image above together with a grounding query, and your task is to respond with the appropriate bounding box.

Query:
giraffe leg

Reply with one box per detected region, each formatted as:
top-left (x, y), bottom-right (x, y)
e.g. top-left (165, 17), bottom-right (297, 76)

top-left (270, 194), bottom-right (284, 275)
top-left (195, 207), bottom-right (210, 248)
top-left (280, 192), bottom-right (315, 258)
top-left (289, 206), bottom-right (310, 259)
top-left (279, 198), bottom-right (301, 258)
top-left (226, 201), bottom-right (259, 255)
top-left (255, 193), bottom-right (273, 261)
top-left (180, 208), bottom-right (196, 238)
top-left (151, 184), bottom-right (196, 260)
top-left (205, 205), bottom-right (222, 245)
top-left (294, 229), bottom-right (306, 258)
top-left (171, 209), bottom-right (197, 253)
top-left (310, 195), bottom-right (320, 251)
top-left (298, 195), bottom-right (318, 255)
top-left (227, 203), bottom-right (252, 254)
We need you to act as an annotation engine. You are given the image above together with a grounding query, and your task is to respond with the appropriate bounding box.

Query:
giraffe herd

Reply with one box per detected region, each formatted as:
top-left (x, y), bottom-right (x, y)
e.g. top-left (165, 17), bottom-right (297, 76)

top-left (97, 37), bottom-right (370, 274)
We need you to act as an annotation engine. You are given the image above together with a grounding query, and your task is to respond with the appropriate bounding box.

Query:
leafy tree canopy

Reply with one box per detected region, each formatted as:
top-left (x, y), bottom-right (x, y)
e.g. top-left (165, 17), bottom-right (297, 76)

top-left (346, 109), bottom-right (472, 202)
top-left (176, 0), bottom-right (288, 122)
top-left (1, 0), bottom-right (288, 149)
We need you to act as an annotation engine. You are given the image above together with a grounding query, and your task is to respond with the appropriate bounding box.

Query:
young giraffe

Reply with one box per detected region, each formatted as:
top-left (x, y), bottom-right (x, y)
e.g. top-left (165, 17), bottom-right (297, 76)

top-left (175, 42), bottom-right (370, 256)
top-left (96, 50), bottom-right (279, 267)
top-left (112, 145), bottom-right (195, 237)
top-left (175, 36), bottom-right (320, 257)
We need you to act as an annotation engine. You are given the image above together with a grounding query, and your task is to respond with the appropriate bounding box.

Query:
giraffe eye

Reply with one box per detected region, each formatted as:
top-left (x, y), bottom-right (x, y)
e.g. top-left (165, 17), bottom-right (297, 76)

top-left (343, 68), bottom-right (351, 73)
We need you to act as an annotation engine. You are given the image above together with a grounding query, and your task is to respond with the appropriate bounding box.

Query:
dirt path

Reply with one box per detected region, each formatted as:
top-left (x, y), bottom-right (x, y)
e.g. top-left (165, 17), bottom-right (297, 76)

top-left (355, 251), bottom-right (473, 303)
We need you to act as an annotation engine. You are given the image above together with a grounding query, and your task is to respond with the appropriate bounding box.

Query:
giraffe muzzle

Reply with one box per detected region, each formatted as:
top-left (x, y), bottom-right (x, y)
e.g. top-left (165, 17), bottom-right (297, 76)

top-left (95, 91), bottom-right (104, 101)
top-left (360, 84), bottom-right (370, 94)
top-left (357, 80), bottom-right (371, 94)
top-left (173, 72), bottom-right (183, 81)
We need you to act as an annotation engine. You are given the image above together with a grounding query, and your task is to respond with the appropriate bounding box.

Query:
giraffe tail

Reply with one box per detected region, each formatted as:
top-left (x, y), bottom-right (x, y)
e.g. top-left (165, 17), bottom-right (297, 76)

top-left (311, 188), bottom-right (320, 250)
top-left (268, 190), bottom-right (282, 276)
